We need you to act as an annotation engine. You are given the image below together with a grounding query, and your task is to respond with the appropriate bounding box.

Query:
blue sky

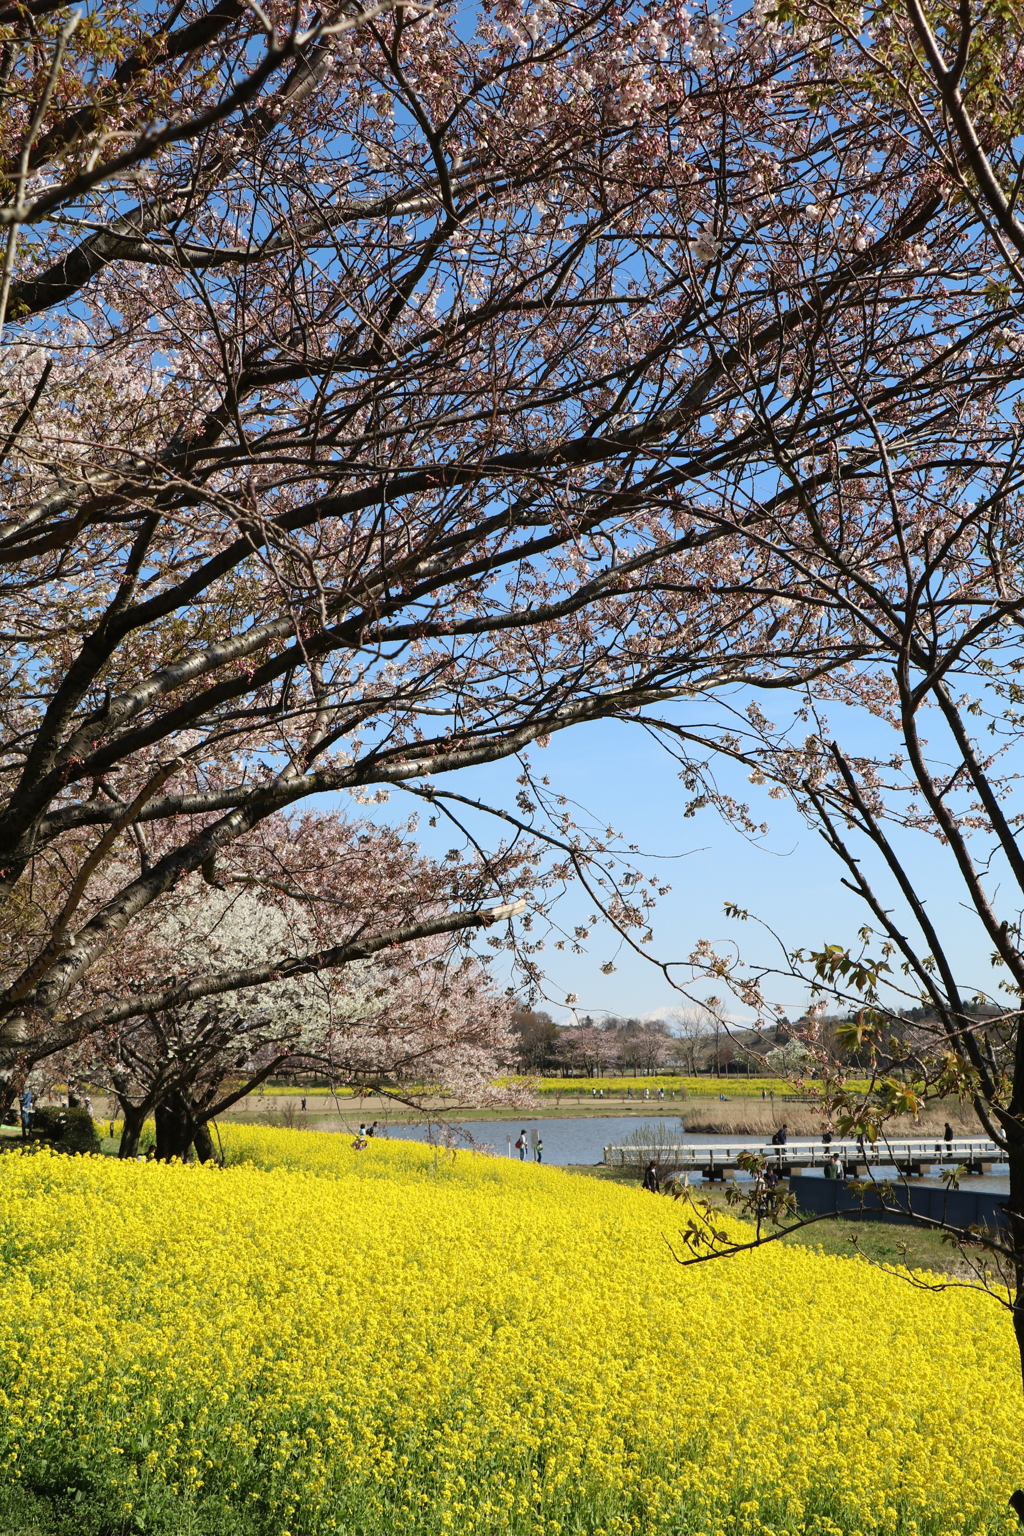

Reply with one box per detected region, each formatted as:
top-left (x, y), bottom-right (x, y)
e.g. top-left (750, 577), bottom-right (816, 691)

top-left (332, 703), bottom-right (1000, 1025)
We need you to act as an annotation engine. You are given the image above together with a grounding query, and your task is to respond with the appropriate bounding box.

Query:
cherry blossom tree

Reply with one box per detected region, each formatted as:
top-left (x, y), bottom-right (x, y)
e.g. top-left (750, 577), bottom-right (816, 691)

top-left (0, 0), bottom-right (996, 1072)
top-left (606, 0), bottom-right (1024, 1421)
top-left (556, 1019), bottom-right (618, 1078)
top-left (64, 884), bottom-right (517, 1160)
top-left (35, 800), bottom-right (538, 1153)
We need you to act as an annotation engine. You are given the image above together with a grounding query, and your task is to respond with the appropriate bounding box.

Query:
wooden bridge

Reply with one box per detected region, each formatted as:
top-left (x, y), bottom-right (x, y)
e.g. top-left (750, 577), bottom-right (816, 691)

top-left (602, 1137), bottom-right (1005, 1180)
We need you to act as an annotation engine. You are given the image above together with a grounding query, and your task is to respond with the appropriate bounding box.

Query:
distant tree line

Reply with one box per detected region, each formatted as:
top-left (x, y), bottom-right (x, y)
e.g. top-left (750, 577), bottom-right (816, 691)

top-left (508, 1004), bottom-right (987, 1079)
top-left (508, 1007), bottom-right (776, 1078)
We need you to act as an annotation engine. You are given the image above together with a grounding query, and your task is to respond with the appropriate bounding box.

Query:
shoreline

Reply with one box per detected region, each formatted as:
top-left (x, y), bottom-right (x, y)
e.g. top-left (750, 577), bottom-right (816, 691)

top-left (78, 1091), bottom-right (981, 1141)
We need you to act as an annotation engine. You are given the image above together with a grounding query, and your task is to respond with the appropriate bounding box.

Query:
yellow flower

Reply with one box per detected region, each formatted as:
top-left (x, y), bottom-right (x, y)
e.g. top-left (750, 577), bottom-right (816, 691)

top-left (0, 1131), bottom-right (1013, 1536)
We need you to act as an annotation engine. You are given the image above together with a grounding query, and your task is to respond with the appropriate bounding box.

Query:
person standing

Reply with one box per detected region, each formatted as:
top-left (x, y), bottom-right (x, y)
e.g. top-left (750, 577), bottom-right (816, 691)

top-left (19, 1086), bottom-right (33, 1139)
top-left (300, 1097), bottom-right (307, 1112)
top-left (642, 1161), bottom-right (659, 1193)
top-left (535, 1137), bottom-right (543, 1164)
top-left (516, 1130), bottom-right (528, 1161)
top-left (771, 1124), bottom-right (788, 1146)
top-left (944, 1122), bottom-right (954, 1147)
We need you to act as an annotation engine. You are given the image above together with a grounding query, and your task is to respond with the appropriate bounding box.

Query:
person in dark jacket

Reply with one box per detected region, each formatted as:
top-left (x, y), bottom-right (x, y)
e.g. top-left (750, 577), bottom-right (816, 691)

top-left (642, 1161), bottom-right (659, 1194)
top-left (944, 1122), bottom-right (955, 1146)
top-left (771, 1124), bottom-right (788, 1146)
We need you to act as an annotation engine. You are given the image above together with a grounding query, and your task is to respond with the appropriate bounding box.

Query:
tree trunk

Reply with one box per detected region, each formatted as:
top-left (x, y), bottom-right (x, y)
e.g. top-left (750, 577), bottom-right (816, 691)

top-left (154, 1091), bottom-right (195, 1162)
top-left (1003, 1135), bottom-right (1024, 1397)
top-left (117, 1102), bottom-right (147, 1159)
top-left (192, 1119), bottom-right (217, 1164)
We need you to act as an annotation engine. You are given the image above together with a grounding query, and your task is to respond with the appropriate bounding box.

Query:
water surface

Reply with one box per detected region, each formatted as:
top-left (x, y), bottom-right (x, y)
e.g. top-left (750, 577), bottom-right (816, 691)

top-left (386, 1116), bottom-right (1010, 1192)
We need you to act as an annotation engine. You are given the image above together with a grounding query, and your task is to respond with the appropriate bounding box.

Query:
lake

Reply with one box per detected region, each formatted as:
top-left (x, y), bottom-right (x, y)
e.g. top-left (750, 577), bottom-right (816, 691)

top-left (386, 1116), bottom-right (1011, 1192)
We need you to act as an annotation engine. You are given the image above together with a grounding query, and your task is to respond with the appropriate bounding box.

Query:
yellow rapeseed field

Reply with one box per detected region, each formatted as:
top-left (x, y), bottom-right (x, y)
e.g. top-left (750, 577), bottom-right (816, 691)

top-left (521, 1076), bottom-right (826, 1098)
top-left (0, 1127), bottom-right (1017, 1536)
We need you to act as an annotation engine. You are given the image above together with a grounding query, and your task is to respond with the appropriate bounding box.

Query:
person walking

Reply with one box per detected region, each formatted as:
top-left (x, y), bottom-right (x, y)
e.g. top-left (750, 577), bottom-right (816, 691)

top-left (642, 1161), bottom-right (659, 1194)
top-left (534, 1137), bottom-right (543, 1164)
top-left (944, 1121), bottom-right (955, 1148)
top-left (19, 1086), bottom-right (33, 1139)
top-left (300, 1097), bottom-right (307, 1112)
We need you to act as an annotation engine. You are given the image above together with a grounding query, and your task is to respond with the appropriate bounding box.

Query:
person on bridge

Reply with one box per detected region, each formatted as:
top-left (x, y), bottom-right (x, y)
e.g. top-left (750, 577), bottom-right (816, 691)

top-left (944, 1122), bottom-right (954, 1147)
top-left (771, 1125), bottom-right (788, 1146)
top-left (822, 1129), bottom-right (833, 1147)
top-left (642, 1161), bottom-right (659, 1194)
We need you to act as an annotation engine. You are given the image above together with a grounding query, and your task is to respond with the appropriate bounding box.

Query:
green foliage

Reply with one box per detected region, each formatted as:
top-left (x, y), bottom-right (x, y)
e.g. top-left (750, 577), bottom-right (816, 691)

top-left (31, 1106), bottom-right (100, 1156)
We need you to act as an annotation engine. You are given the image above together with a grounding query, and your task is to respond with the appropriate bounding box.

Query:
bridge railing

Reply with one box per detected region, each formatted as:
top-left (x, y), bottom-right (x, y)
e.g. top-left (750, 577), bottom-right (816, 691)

top-left (602, 1137), bottom-right (1004, 1169)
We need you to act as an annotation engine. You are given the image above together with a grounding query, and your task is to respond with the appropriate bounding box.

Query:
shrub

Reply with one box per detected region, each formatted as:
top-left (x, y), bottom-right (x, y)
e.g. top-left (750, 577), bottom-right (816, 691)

top-left (31, 1106), bottom-right (100, 1155)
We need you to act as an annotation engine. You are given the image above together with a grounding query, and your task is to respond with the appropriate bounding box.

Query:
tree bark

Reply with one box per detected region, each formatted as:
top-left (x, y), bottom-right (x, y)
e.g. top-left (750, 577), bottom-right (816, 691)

top-left (154, 1091), bottom-right (195, 1162)
top-left (192, 1118), bottom-right (217, 1164)
top-left (117, 1100), bottom-right (147, 1159)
